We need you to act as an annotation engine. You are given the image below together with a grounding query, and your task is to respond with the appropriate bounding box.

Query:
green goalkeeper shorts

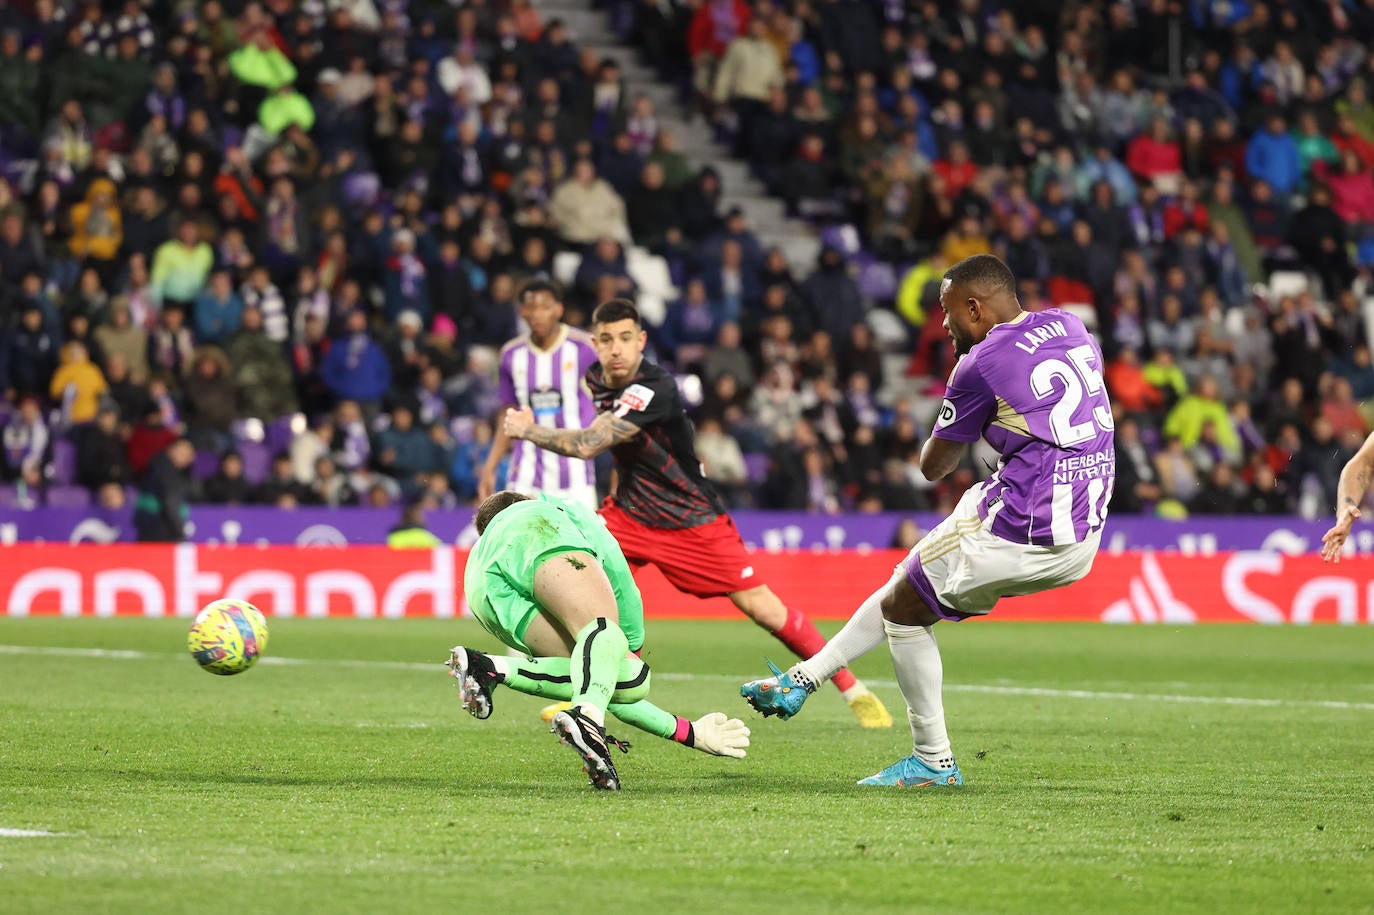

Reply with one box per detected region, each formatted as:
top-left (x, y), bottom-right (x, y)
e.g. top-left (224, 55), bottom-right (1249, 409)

top-left (464, 496), bottom-right (645, 656)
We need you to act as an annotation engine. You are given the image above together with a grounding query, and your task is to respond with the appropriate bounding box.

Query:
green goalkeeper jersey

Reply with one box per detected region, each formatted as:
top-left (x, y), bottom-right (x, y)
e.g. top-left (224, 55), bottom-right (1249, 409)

top-left (464, 494), bottom-right (646, 655)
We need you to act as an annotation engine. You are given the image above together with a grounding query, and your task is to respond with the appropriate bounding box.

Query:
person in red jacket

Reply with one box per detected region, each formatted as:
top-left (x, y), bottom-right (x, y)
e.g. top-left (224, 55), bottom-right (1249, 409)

top-left (1126, 117), bottom-right (1183, 189)
top-left (1161, 179), bottom-right (1210, 240)
top-left (1320, 149), bottom-right (1374, 228)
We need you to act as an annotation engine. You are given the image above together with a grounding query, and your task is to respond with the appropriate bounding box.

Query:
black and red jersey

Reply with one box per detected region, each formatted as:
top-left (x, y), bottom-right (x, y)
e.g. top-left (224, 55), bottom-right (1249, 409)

top-left (586, 358), bottom-right (725, 529)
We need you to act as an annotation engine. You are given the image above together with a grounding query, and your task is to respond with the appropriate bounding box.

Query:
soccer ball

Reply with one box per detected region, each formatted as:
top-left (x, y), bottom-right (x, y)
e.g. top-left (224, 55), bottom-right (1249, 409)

top-left (187, 599), bottom-right (270, 676)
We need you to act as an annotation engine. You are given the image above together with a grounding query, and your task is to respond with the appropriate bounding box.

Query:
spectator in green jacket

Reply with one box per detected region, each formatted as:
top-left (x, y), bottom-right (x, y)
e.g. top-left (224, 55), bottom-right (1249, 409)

top-left (228, 31), bottom-right (297, 90)
top-left (0, 30), bottom-right (40, 138)
top-left (259, 84), bottom-right (314, 135)
top-left (1142, 349), bottom-right (1189, 403)
top-left (150, 220), bottom-right (214, 309)
top-left (1163, 375), bottom-right (1240, 451)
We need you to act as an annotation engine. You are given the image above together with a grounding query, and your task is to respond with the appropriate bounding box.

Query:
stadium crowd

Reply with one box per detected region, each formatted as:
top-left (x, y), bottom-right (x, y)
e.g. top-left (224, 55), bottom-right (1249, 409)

top-left (2, 0), bottom-right (1374, 522)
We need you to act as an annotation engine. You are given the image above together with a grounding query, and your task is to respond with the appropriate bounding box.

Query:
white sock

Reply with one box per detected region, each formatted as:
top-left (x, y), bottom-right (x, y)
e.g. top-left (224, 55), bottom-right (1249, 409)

top-left (884, 619), bottom-right (954, 768)
top-left (575, 703), bottom-right (606, 728)
top-left (789, 583), bottom-right (890, 691)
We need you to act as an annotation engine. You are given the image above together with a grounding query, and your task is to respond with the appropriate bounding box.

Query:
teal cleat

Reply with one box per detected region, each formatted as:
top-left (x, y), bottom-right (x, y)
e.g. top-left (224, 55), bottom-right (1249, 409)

top-left (739, 659), bottom-right (811, 720)
top-left (857, 755), bottom-right (963, 787)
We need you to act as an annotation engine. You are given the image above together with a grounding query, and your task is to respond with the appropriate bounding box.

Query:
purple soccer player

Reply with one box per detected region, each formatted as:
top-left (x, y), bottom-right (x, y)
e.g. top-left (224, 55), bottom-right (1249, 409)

top-left (741, 254), bottom-right (1115, 787)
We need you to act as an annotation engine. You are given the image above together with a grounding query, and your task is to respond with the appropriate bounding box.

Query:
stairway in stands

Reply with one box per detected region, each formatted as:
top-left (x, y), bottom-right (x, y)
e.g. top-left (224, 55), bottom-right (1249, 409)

top-left (543, 0), bottom-right (822, 273)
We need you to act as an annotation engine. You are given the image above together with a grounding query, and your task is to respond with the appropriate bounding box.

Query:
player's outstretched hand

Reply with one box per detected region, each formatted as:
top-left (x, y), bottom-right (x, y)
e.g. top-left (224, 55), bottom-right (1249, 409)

top-left (1321, 504), bottom-right (1360, 562)
top-left (692, 712), bottom-right (751, 759)
top-left (502, 406), bottom-right (535, 440)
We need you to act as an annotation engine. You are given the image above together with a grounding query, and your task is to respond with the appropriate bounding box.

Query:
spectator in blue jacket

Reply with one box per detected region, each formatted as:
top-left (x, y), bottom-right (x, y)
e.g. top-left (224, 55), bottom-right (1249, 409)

top-left (373, 402), bottom-right (448, 494)
top-left (1246, 115), bottom-right (1301, 196)
top-left (321, 309), bottom-right (392, 410)
top-left (1076, 144), bottom-right (1138, 204)
top-left (192, 269), bottom-right (244, 345)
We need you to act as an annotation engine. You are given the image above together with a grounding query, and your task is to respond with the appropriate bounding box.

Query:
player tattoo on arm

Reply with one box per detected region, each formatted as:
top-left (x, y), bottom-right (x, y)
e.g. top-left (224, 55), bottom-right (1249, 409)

top-left (522, 412), bottom-right (641, 460)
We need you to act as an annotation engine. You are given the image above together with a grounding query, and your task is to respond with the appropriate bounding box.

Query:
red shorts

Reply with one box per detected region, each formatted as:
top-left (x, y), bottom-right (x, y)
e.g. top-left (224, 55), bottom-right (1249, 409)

top-left (599, 501), bottom-right (764, 598)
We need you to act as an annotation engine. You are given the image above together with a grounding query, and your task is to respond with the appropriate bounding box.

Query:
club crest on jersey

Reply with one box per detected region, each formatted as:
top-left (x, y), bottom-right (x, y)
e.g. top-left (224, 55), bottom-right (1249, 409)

top-left (935, 400), bottom-right (957, 428)
top-left (614, 383), bottom-right (655, 417)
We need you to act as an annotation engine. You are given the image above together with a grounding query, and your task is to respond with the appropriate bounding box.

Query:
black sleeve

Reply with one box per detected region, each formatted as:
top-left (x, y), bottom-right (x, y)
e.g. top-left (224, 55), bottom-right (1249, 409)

top-left (609, 373), bottom-right (679, 429)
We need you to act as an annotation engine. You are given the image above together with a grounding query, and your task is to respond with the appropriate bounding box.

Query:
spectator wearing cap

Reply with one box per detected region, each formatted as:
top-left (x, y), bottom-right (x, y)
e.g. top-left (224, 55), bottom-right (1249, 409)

top-left (382, 229), bottom-right (429, 322)
top-left (322, 309), bottom-right (391, 412)
top-left (382, 309), bottom-right (428, 395)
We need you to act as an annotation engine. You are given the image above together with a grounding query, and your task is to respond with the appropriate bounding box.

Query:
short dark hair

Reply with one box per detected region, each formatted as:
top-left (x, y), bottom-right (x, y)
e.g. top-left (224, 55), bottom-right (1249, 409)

top-left (520, 277), bottom-right (563, 304)
top-left (474, 490), bottom-right (531, 536)
top-left (943, 254), bottom-right (1016, 296)
top-left (592, 298), bottom-right (642, 328)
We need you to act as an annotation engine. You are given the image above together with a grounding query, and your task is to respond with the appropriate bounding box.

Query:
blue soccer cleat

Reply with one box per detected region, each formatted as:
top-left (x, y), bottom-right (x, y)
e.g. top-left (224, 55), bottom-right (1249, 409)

top-left (856, 755), bottom-right (964, 788)
top-left (740, 659), bottom-right (811, 720)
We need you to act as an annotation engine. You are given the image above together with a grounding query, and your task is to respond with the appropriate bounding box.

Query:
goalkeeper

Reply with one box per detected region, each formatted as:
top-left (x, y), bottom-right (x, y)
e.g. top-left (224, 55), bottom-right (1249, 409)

top-left (448, 490), bottom-right (751, 790)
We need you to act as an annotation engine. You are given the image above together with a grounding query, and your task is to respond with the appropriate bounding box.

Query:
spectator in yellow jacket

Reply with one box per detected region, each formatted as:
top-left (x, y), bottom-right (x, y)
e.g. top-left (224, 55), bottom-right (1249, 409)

top-left (67, 177), bottom-right (122, 265)
top-left (49, 341), bottom-right (108, 424)
top-left (1163, 375), bottom-right (1239, 451)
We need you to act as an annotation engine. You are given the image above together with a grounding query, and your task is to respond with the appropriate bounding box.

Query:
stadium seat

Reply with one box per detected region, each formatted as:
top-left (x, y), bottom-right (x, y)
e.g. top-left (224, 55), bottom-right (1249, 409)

top-left (50, 440), bottom-right (77, 485)
top-left (238, 442), bottom-right (271, 485)
top-left (1268, 271), bottom-right (1309, 300)
top-left (192, 451), bottom-right (219, 480)
top-left (743, 453), bottom-right (771, 483)
top-left (0, 485), bottom-right (30, 509)
top-left (265, 415), bottom-right (298, 455)
top-left (45, 485), bottom-right (91, 509)
top-left (553, 252), bottom-right (582, 288)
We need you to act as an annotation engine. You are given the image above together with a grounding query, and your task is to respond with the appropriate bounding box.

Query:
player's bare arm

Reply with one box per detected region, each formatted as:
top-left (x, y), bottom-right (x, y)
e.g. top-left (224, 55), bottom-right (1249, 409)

top-left (1321, 430), bottom-right (1374, 562)
top-left (504, 407), bottom-right (641, 460)
top-left (478, 405), bottom-right (516, 501)
top-left (919, 436), bottom-right (966, 482)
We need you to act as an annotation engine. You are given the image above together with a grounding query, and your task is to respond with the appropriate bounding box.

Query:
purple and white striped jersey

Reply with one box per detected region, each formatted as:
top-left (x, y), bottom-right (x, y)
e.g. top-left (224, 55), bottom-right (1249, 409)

top-left (931, 309), bottom-right (1116, 547)
top-left (498, 326), bottom-right (598, 494)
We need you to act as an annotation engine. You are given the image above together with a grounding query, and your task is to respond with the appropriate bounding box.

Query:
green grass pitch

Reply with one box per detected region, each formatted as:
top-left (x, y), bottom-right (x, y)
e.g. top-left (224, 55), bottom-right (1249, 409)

top-left (2, 618), bottom-right (1372, 914)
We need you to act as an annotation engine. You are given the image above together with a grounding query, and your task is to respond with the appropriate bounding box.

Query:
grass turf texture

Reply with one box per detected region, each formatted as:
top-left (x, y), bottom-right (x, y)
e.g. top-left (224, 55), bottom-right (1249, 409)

top-left (1, 619), bottom-right (1372, 914)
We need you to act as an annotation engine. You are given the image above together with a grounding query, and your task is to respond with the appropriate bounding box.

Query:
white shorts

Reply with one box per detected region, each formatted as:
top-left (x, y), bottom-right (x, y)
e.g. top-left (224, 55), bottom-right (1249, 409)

top-left (509, 483), bottom-right (600, 513)
top-left (901, 486), bottom-right (1101, 620)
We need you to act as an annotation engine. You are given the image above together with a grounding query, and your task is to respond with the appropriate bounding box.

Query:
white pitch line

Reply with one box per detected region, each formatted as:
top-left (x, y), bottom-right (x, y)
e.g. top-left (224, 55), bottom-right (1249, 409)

top-left (4, 644), bottom-right (1374, 712)
top-left (0, 828), bottom-right (75, 838)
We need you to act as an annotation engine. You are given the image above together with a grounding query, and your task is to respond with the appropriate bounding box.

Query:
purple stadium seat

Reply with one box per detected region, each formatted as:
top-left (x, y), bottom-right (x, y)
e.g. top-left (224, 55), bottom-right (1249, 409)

top-left (50, 439), bottom-right (77, 485)
top-left (265, 416), bottom-right (297, 454)
top-left (192, 451), bottom-right (219, 480)
top-left (743, 453), bottom-right (771, 484)
top-left (238, 442), bottom-right (271, 484)
top-left (0, 485), bottom-right (27, 509)
top-left (45, 485), bottom-right (91, 509)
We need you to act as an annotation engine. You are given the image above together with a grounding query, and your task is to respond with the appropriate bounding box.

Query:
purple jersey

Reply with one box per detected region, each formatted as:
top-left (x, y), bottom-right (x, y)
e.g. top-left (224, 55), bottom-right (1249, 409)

top-left (931, 309), bottom-right (1115, 546)
top-left (498, 326), bottom-right (599, 493)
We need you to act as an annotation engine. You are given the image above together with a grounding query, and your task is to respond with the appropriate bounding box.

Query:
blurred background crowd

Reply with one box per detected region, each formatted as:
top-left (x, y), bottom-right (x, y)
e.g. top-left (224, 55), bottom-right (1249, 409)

top-left (2, 0), bottom-right (1374, 522)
